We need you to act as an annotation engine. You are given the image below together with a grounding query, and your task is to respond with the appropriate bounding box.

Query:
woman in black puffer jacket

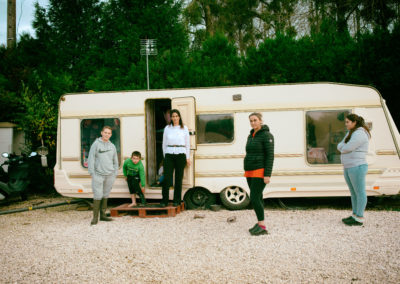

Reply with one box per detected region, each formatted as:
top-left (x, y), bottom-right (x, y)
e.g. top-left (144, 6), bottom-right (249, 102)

top-left (244, 112), bottom-right (274, 236)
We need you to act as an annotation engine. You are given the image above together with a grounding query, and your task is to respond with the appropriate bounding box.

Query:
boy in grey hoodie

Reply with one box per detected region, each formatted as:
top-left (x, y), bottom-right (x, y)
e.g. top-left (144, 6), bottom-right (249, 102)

top-left (88, 126), bottom-right (119, 225)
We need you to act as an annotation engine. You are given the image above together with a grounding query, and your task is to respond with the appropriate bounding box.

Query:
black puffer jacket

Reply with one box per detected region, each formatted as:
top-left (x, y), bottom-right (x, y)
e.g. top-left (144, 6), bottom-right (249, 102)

top-left (244, 125), bottom-right (274, 177)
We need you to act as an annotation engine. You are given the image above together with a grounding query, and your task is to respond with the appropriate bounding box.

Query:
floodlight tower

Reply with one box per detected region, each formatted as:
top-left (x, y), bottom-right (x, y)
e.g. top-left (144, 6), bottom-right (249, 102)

top-left (140, 39), bottom-right (157, 90)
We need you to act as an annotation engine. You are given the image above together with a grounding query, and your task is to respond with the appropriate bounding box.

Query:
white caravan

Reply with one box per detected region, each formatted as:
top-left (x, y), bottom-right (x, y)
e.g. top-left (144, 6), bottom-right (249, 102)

top-left (54, 83), bottom-right (400, 209)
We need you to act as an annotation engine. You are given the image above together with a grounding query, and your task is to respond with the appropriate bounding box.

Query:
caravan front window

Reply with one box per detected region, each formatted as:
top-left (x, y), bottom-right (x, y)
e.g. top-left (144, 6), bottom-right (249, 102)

top-left (197, 114), bottom-right (234, 144)
top-left (306, 110), bottom-right (350, 164)
top-left (81, 118), bottom-right (121, 168)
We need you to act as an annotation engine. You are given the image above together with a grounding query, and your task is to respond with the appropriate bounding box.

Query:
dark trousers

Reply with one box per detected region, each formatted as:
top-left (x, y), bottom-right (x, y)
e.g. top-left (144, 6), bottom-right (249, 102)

top-left (162, 153), bottom-right (186, 204)
top-left (246, 177), bottom-right (266, 221)
top-left (127, 176), bottom-right (146, 203)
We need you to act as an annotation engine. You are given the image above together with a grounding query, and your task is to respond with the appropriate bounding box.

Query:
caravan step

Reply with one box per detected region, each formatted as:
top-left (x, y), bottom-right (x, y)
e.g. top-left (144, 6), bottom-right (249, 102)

top-left (110, 202), bottom-right (185, 218)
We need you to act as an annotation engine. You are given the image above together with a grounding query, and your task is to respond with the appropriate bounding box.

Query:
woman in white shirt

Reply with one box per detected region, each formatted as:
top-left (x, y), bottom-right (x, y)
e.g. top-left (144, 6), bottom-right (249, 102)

top-left (160, 109), bottom-right (191, 207)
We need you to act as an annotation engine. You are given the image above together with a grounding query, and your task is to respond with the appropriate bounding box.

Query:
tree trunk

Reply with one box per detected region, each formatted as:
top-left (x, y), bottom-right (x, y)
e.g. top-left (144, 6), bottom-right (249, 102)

top-left (335, 0), bottom-right (348, 33)
top-left (203, 3), bottom-right (215, 36)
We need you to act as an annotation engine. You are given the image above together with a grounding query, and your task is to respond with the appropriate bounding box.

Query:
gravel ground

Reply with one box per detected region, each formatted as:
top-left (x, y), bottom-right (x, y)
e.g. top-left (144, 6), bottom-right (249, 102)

top-left (0, 198), bottom-right (399, 284)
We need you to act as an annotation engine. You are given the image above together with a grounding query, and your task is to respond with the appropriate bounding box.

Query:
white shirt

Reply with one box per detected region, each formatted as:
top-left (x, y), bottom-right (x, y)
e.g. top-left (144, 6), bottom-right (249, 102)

top-left (162, 125), bottom-right (190, 158)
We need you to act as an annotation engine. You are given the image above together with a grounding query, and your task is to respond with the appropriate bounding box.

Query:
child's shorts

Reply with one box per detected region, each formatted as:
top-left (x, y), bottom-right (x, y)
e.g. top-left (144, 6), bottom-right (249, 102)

top-left (127, 176), bottom-right (141, 194)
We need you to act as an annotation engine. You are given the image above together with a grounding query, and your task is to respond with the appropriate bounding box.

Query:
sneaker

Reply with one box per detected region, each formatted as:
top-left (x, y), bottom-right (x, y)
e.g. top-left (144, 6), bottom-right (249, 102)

top-left (341, 216), bottom-right (353, 223)
top-left (250, 225), bottom-right (269, 236)
top-left (343, 217), bottom-right (363, 226)
top-left (248, 223), bottom-right (258, 233)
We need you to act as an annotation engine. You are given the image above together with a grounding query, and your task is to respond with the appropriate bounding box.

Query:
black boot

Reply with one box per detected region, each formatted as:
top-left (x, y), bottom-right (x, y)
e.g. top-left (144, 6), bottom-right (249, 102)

top-left (100, 198), bottom-right (113, 221)
top-left (90, 199), bottom-right (101, 226)
top-left (138, 191), bottom-right (147, 206)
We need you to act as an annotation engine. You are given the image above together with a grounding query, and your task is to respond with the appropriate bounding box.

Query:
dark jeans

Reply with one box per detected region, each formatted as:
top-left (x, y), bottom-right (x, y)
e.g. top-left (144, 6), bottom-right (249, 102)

top-left (246, 177), bottom-right (266, 221)
top-left (127, 176), bottom-right (146, 203)
top-left (162, 153), bottom-right (186, 204)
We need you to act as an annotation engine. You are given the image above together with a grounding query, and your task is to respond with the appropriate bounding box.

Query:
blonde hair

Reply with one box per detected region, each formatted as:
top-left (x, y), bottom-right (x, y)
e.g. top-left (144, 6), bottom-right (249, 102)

top-left (249, 112), bottom-right (262, 121)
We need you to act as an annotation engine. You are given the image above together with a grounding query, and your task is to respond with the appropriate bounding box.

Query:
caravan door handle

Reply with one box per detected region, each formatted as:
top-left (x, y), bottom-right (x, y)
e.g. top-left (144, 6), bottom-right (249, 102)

top-left (189, 131), bottom-right (196, 135)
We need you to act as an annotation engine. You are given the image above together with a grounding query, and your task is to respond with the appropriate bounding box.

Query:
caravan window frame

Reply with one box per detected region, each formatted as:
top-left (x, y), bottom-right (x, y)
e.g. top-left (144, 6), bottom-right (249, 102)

top-left (80, 118), bottom-right (122, 169)
top-left (196, 113), bottom-right (235, 145)
top-left (304, 109), bottom-right (351, 166)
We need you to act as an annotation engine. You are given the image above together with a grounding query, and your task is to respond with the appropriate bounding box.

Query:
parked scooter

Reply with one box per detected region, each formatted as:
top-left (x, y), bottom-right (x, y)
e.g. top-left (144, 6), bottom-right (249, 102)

top-left (0, 152), bottom-right (38, 201)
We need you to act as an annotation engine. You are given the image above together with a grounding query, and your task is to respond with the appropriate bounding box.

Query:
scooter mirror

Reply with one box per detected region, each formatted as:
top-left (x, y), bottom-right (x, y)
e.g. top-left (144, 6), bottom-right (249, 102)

top-left (36, 146), bottom-right (49, 156)
top-left (29, 152), bottom-right (38, 157)
top-left (1, 152), bottom-right (9, 158)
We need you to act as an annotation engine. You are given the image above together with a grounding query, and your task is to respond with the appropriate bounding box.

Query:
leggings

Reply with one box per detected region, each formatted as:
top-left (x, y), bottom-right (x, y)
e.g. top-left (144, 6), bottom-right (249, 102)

top-left (246, 177), bottom-right (266, 221)
top-left (162, 153), bottom-right (186, 204)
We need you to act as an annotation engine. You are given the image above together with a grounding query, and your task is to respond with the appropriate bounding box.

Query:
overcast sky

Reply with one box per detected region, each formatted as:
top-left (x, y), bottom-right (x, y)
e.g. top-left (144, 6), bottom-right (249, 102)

top-left (0, 0), bottom-right (49, 47)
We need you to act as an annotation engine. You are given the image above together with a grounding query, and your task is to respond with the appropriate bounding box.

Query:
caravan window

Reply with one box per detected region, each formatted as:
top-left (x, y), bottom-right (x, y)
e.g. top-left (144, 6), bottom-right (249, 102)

top-left (81, 118), bottom-right (121, 168)
top-left (197, 114), bottom-right (234, 144)
top-left (306, 110), bottom-right (350, 164)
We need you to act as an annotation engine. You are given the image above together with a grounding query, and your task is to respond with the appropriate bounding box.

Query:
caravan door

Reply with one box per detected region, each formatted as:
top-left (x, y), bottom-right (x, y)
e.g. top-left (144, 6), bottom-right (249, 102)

top-left (172, 97), bottom-right (196, 189)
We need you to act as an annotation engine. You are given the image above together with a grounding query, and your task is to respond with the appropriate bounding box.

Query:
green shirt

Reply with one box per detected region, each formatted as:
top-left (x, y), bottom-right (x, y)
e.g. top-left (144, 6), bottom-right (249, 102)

top-left (123, 159), bottom-right (146, 187)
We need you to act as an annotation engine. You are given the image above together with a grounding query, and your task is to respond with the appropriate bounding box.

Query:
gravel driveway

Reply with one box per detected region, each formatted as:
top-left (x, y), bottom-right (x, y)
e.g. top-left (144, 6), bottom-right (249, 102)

top-left (0, 199), bottom-right (399, 283)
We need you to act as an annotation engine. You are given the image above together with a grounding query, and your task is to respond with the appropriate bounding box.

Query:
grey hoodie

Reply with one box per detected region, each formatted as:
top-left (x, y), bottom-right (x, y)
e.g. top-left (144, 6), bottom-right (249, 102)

top-left (337, 127), bottom-right (370, 169)
top-left (88, 138), bottom-right (119, 176)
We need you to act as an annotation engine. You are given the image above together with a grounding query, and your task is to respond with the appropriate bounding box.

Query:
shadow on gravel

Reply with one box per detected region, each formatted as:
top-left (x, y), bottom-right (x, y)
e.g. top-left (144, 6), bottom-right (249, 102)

top-left (1, 194), bottom-right (399, 214)
top-left (263, 196), bottom-right (400, 211)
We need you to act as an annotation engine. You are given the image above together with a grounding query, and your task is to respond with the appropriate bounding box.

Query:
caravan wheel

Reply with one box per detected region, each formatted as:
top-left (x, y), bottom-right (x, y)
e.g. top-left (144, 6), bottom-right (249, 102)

top-left (220, 186), bottom-right (250, 210)
top-left (184, 187), bottom-right (216, 209)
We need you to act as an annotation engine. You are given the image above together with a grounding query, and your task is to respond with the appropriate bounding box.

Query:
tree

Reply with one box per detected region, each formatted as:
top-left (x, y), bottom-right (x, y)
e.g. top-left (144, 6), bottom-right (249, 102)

top-left (220, 0), bottom-right (260, 55)
top-left (359, 0), bottom-right (398, 30)
top-left (184, 0), bottom-right (222, 43)
top-left (33, 0), bottom-right (102, 88)
top-left (259, 0), bottom-right (298, 37)
top-left (180, 33), bottom-right (241, 87)
top-left (85, 0), bottom-right (188, 90)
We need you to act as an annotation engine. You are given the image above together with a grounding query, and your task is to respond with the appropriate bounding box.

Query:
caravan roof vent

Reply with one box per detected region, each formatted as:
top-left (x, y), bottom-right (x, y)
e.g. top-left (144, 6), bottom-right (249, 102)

top-left (232, 94), bottom-right (242, 101)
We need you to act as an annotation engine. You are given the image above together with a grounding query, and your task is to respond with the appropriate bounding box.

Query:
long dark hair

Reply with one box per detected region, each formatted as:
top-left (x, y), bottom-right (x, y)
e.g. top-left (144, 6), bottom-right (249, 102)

top-left (345, 114), bottom-right (371, 143)
top-left (170, 109), bottom-right (184, 129)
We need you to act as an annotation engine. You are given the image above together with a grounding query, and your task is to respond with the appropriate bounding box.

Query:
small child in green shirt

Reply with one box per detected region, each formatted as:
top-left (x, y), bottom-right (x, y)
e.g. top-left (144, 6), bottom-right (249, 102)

top-left (123, 151), bottom-right (146, 207)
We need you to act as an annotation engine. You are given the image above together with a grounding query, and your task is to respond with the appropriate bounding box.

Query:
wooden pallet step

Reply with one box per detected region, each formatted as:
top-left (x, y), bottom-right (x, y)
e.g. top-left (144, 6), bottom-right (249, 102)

top-left (110, 202), bottom-right (184, 218)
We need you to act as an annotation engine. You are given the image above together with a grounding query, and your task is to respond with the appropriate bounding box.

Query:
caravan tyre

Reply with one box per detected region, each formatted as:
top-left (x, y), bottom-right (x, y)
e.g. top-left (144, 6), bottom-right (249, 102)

top-left (220, 186), bottom-right (250, 210)
top-left (184, 187), bottom-right (216, 209)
